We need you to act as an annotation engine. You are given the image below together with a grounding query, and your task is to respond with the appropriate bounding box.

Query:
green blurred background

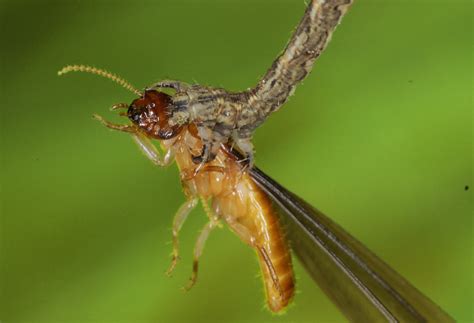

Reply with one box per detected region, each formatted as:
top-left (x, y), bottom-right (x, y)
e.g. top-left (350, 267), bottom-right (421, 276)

top-left (1, 0), bottom-right (472, 322)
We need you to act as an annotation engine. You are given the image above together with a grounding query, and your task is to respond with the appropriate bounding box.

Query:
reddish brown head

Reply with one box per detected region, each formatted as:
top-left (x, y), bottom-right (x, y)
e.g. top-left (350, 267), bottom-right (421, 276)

top-left (57, 65), bottom-right (185, 140)
top-left (128, 90), bottom-right (183, 139)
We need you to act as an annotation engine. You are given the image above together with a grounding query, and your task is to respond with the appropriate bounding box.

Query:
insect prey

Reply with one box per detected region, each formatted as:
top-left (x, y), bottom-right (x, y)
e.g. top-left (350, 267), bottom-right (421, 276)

top-left (58, 66), bottom-right (295, 311)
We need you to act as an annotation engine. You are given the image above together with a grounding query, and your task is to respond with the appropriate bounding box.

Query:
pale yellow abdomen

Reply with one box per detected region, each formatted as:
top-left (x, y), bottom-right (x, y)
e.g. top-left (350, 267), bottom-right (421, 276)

top-left (168, 129), bottom-right (294, 312)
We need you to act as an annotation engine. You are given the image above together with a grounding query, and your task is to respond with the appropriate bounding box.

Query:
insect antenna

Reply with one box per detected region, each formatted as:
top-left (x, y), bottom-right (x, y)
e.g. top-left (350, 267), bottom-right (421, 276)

top-left (58, 64), bottom-right (142, 96)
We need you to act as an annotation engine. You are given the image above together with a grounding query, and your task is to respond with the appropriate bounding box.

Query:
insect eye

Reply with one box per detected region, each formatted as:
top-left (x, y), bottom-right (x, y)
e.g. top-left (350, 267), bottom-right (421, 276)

top-left (127, 105), bottom-right (142, 123)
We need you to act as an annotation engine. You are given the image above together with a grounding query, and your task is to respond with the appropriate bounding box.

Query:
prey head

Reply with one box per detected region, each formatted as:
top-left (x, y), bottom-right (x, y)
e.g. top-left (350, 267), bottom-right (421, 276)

top-left (126, 89), bottom-right (183, 139)
top-left (58, 65), bottom-right (184, 140)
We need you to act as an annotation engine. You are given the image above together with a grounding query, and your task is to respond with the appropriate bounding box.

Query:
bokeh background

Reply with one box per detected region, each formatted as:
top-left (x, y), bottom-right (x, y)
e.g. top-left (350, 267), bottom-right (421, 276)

top-left (1, 0), bottom-right (472, 322)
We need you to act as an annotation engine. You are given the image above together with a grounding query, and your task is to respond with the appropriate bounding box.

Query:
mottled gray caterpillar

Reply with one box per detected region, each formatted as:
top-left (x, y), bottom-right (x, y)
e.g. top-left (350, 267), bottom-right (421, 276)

top-left (149, 0), bottom-right (354, 164)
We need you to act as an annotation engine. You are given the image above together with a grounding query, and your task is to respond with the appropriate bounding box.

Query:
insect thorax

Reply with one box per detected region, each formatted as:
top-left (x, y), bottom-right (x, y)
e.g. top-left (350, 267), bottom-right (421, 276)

top-left (167, 85), bottom-right (265, 162)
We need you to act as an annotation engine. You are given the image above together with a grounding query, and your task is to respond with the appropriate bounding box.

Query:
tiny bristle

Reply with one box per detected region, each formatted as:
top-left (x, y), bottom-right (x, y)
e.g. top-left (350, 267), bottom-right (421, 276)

top-left (58, 64), bottom-right (142, 96)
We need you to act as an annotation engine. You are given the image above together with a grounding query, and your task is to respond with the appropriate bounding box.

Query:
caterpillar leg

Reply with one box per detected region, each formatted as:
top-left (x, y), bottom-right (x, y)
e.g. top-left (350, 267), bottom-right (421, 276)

top-left (232, 135), bottom-right (254, 169)
top-left (166, 198), bottom-right (199, 276)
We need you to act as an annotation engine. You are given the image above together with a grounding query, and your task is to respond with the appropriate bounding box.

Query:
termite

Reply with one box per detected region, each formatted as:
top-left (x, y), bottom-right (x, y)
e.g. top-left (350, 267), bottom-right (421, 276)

top-left (58, 65), bottom-right (294, 311)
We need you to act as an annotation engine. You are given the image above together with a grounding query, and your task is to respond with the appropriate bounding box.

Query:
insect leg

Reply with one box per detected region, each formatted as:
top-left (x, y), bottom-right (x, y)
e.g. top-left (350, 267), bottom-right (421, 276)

top-left (93, 114), bottom-right (136, 133)
top-left (183, 220), bottom-right (218, 291)
top-left (257, 247), bottom-right (282, 295)
top-left (110, 103), bottom-right (129, 111)
top-left (146, 80), bottom-right (189, 92)
top-left (200, 196), bottom-right (222, 227)
top-left (223, 212), bottom-right (261, 246)
top-left (224, 217), bottom-right (282, 293)
top-left (180, 165), bottom-right (225, 182)
top-left (131, 132), bottom-right (174, 167)
top-left (166, 197), bottom-right (199, 276)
